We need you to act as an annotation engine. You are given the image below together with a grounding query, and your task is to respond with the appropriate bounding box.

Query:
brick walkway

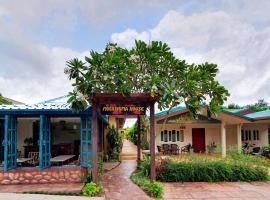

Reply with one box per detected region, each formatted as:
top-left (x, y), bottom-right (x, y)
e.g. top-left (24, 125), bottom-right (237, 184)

top-left (101, 160), bottom-right (151, 200)
top-left (0, 183), bottom-right (84, 193)
top-left (163, 182), bottom-right (270, 199)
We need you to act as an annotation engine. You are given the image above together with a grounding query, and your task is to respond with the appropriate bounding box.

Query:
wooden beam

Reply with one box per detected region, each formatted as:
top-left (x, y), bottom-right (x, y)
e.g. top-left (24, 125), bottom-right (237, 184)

top-left (92, 101), bottom-right (98, 183)
top-left (150, 103), bottom-right (156, 181)
top-left (137, 115), bottom-right (141, 165)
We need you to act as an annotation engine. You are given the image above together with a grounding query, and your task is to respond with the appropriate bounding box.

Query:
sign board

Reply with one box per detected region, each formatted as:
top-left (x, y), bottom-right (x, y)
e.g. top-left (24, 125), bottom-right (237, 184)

top-left (100, 104), bottom-right (146, 115)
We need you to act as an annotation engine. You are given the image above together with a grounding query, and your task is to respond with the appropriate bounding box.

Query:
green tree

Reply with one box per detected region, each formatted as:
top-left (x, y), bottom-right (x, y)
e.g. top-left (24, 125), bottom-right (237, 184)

top-left (65, 41), bottom-right (229, 117)
top-left (0, 93), bottom-right (12, 105)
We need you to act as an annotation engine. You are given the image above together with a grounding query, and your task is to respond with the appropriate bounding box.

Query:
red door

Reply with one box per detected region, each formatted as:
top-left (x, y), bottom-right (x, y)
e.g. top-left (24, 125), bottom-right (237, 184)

top-left (192, 128), bottom-right (205, 153)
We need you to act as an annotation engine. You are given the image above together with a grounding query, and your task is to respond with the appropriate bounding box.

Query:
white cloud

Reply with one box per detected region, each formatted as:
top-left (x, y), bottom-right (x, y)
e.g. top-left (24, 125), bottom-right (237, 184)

top-left (0, 15), bottom-right (88, 104)
top-left (111, 10), bottom-right (270, 106)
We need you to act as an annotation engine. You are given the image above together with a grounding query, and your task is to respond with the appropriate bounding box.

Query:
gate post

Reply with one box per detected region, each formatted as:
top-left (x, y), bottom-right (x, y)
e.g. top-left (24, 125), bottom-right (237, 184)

top-left (150, 103), bottom-right (156, 181)
top-left (92, 101), bottom-right (98, 183)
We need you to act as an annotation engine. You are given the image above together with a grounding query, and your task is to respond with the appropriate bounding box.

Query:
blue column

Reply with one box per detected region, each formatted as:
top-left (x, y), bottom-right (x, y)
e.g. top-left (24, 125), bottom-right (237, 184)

top-left (4, 115), bottom-right (17, 171)
top-left (80, 116), bottom-right (92, 168)
top-left (39, 115), bottom-right (51, 169)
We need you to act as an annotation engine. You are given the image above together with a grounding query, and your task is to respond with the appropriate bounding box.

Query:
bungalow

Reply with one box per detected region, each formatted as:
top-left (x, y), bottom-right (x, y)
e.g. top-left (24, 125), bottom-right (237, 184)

top-left (153, 106), bottom-right (270, 156)
top-left (0, 95), bottom-right (121, 185)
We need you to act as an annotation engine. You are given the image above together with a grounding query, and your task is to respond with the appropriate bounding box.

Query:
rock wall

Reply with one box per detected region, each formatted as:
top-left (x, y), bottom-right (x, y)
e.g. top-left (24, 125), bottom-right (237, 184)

top-left (0, 167), bottom-right (86, 185)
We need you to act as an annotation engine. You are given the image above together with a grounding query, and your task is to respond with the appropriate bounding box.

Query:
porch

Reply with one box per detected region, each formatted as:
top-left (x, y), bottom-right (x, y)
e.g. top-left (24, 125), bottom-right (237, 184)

top-left (155, 109), bottom-right (269, 156)
top-left (0, 96), bottom-right (107, 185)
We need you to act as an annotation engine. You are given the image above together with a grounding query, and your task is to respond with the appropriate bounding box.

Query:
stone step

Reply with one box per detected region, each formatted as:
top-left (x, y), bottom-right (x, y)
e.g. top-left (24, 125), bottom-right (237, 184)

top-left (120, 155), bottom-right (137, 160)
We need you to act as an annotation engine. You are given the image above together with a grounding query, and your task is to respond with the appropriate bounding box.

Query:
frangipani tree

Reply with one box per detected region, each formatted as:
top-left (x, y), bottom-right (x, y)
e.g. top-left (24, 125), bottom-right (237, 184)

top-left (65, 40), bottom-right (229, 117)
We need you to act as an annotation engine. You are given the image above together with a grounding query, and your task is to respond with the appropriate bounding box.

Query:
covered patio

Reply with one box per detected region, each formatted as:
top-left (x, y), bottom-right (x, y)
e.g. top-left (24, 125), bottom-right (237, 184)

top-left (0, 96), bottom-right (107, 185)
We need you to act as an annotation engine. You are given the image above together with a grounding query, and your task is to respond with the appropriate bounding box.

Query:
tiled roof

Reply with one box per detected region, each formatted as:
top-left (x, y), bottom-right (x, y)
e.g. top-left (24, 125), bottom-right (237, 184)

top-left (154, 106), bottom-right (186, 118)
top-left (0, 95), bottom-right (70, 111)
top-left (154, 106), bottom-right (270, 121)
top-left (244, 110), bottom-right (270, 119)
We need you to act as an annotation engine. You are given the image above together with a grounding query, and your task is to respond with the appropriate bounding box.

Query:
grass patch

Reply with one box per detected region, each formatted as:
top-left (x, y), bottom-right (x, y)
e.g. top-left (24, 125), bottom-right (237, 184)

top-left (157, 153), bottom-right (269, 182)
top-left (131, 170), bottom-right (163, 199)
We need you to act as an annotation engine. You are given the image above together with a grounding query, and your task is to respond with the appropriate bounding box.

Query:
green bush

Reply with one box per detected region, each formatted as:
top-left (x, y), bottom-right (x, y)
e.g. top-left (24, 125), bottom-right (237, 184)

top-left (157, 158), bottom-right (268, 182)
top-left (147, 182), bottom-right (163, 199)
top-left (82, 182), bottom-right (103, 197)
top-left (139, 155), bottom-right (151, 177)
top-left (131, 171), bottom-right (163, 199)
top-left (107, 127), bottom-right (122, 160)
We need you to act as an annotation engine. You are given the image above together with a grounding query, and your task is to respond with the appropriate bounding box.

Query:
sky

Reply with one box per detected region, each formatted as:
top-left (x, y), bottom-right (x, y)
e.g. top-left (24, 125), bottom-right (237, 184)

top-left (0, 0), bottom-right (270, 123)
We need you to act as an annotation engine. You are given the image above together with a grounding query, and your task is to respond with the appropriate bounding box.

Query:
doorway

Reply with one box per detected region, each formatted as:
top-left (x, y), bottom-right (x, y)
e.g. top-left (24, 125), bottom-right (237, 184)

top-left (192, 128), bottom-right (205, 153)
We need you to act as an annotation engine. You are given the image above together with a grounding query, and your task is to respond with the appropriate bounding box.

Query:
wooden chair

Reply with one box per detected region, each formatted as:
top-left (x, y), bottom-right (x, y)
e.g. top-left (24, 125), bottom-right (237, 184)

top-left (162, 144), bottom-right (171, 155)
top-left (27, 152), bottom-right (39, 166)
top-left (171, 144), bottom-right (180, 155)
top-left (181, 144), bottom-right (192, 154)
top-left (157, 146), bottom-right (164, 155)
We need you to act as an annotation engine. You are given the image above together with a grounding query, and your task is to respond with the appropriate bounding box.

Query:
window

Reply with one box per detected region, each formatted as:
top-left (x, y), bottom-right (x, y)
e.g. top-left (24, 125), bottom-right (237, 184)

top-left (253, 130), bottom-right (260, 140)
top-left (248, 130), bottom-right (252, 140)
top-left (180, 130), bottom-right (184, 142)
top-left (242, 129), bottom-right (260, 141)
top-left (172, 130), bottom-right (176, 142)
top-left (164, 130), bottom-right (168, 142)
top-left (176, 131), bottom-right (180, 141)
top-left (245, 130), bottom-right (248, 141)
top-left (161, 129), bottom-right (184, 142)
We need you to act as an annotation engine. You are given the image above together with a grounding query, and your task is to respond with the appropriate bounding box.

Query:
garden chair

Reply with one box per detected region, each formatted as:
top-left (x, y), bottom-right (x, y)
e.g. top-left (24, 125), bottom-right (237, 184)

top-left (27, 152), bottom-right (39, 166)
top-left (162, 144), bottom-right (171, 155)
top-left (170, 144), bottom-right (180, 155)
top-left (157, 145), bottom-right (165, 155)
top-left (181, 144), bottom-right (192, 154)
top-left (251, 147), bottom-right (261, 156)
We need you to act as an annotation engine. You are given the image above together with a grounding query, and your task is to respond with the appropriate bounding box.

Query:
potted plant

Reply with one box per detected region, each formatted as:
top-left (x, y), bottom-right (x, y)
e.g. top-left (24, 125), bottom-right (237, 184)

top-left (207, 141), bottom-right (217, 154)
top-left (24, 137), bottom-right (34, 146)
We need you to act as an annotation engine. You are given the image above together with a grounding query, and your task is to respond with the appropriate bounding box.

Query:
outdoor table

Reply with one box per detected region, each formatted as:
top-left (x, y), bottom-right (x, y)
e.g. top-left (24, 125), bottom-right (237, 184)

top-left (17, 158), bottom-right (32, 164)
top-left (50, 155), bottom-right (75, 165)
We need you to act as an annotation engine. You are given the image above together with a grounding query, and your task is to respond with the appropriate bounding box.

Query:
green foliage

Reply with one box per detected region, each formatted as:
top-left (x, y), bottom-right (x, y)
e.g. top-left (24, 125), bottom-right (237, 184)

top-left (147, 182), bottom-right (163, 199)
top-left (65, 40), bottom-right (229, 117)
top-left (83, 170), bottom-right (92, 184)
top-left (82, 182), bottom-right (103, 197)
top-left (24, 137), bottom-right (33, 146)
top-left (106, 127), bottom-right (122, 160)
top-left (157, 156), bottom-right (268, 182)
top-left (131, 170), bottom-right (163, 199)
top-left (126, 125), bottom-right (138, 145)
top-left (141, 138), bottom-right (150, 150)
top-left (0, 94), bottom-right (12, 105)
top-left (139, 155), bottom-right (151, 177)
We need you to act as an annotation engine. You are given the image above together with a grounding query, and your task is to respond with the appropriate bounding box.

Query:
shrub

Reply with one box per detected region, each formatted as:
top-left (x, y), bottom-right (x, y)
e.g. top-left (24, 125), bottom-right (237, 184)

top-left (139, 155), bottom-right (150, 177)
top-left (82, 182), bottom-right (103, 197)
top-left (146, 182), bottom-right (163, 199)
top-left (157, 158), bottom-right (268, 182)
top-left (131, 170), bottom-right (163, 199)
top-left (107, 126), bottom-right (122, 160)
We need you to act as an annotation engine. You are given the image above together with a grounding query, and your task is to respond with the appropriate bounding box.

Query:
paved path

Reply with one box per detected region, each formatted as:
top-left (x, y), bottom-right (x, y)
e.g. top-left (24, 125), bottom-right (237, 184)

top-left (0, 193), bottom-right (103, 200)
top-left (163, 182), bottom-right (270, 200)
top-left (0, 183), bottom-right (84, 193)
top-left (120, 139), bottom-right (137, 160)
top-left (101, 160), bottom-right (151, 200)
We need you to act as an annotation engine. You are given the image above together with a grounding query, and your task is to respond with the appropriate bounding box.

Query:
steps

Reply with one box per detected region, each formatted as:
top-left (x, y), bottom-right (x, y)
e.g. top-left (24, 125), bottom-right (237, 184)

top-left (120, 139), bottom-right (137, 160)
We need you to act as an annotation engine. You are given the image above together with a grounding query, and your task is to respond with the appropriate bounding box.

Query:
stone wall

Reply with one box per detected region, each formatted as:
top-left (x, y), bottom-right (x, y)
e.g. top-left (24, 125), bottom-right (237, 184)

top-left (0, 167), bottom-right (86, 185)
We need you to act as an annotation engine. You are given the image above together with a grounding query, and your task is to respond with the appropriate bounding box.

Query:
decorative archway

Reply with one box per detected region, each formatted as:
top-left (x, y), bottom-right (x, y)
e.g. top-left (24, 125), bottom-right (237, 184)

top-left (90, 93), bottom-right (159, 183)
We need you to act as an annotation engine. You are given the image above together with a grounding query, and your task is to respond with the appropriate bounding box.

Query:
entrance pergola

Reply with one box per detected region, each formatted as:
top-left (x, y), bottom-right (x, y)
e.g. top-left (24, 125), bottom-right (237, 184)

top-left (90, 93), bottom-right (159, 183)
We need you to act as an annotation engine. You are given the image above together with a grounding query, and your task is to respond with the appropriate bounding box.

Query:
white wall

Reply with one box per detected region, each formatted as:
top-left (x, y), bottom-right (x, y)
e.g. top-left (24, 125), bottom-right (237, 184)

top-left (17, 119), bottom-right (35, 154)
top-left (155, 123), bottom-right (221, 149)
top-left (242, 123), bottom-right (269, 146)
